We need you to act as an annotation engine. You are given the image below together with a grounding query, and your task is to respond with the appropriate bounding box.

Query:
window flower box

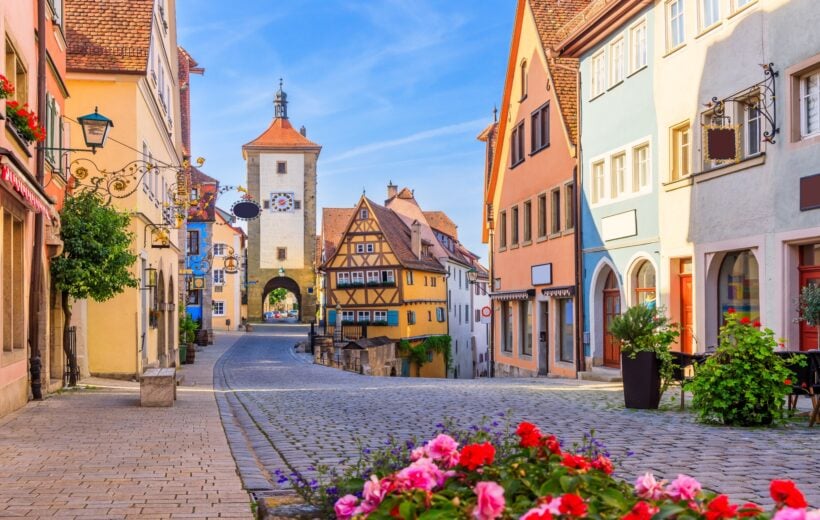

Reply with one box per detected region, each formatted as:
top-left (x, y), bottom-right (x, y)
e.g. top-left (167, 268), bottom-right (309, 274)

top-left (5, 101), bottom-right (46, 145)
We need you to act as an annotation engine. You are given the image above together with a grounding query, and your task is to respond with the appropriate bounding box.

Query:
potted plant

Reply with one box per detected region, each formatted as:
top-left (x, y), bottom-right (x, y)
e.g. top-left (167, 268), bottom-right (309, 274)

top-left (609, 305), bottom-right (679, 409)
top-left (5, 100), bottom-right (46, 144)
top-left (797, 284), bottom-right (820, 350)
top-left (178, 313), bottom-right (197, 365)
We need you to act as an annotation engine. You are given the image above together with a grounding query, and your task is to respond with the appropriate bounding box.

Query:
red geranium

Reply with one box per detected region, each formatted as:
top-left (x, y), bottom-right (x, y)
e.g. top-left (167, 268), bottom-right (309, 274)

top-left (753, 320), bottom-right (761, 327)
top-left (739, 316), bottom-right (751, 325)
top-left (560, 453), bottom-right (591, 472)
top-left (0, 74), bottom-right (14, 98)
top-left (459, 442), bottom-right (495, 471)
top-left (542, 434), bottom-right (562, 455)
top-left (727, 307), bottom-right (736, 314)
top-left (770, 480), bottom-right (807, 509)
top-left (516, 421), bottom-right (543, 448)
top-left (558, 494), bottom-right (587, 517)
top-left (622, 501), bottom-right (658, 520)
top-left (591, 454), bottom-right (614, 475)
top-left (705, 495), bottom-right (738, 520)
top-left (737, 503), bottom-right (764, 518)
top-left (784, 379), bottom-right (793, 386)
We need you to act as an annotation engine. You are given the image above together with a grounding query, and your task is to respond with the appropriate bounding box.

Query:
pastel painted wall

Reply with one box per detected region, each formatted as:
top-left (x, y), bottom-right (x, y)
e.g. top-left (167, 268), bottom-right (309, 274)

top-left (259, 152), bottom-right (305, 270)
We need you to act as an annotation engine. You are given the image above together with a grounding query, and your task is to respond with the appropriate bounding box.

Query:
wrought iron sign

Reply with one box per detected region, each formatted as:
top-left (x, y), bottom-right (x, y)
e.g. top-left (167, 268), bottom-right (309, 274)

top-left (703, 63), bottom-right (779, 163)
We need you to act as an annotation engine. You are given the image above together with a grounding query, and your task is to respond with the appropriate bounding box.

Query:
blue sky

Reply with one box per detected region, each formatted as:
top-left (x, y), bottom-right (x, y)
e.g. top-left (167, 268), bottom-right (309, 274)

top-left (177, 0), bottom-right (513, 257)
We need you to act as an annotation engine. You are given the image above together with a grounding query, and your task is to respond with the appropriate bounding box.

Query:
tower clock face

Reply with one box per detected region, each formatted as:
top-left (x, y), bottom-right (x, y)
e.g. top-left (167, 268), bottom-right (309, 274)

top-left (271, 192), bottom-right (295, 212)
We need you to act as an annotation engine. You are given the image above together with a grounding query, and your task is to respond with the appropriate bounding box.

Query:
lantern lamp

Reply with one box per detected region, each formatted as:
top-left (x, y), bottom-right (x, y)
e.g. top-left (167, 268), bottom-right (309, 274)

top-left (143, 266), bottom-right (158, 290)
top-left (77, 107), bottom-right (114, 151)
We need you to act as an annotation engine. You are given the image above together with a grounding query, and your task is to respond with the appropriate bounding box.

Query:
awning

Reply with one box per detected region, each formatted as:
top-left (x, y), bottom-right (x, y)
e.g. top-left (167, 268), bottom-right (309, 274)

top-left (541, 286), bottom-right (576, 298)
top-left (489, 289), bottom-right (535, 301)
top-left (1, 164), bottom-right (51, 215)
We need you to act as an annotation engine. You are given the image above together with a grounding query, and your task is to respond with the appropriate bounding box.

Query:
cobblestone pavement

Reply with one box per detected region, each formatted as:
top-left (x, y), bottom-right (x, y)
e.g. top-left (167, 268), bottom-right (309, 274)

top-left (217, 323), bottom-right (820, 508)
top-left (0, 334), bottom-right (253, 520)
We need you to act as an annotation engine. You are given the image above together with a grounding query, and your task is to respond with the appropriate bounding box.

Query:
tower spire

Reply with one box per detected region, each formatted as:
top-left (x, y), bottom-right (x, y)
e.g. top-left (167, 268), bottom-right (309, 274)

top-left (274, 78), bottom-right (288, 119)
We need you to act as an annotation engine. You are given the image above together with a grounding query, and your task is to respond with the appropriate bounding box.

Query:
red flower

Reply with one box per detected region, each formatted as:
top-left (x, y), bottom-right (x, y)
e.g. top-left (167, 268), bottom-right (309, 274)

top-left (753, 320), bottom-right (761, 327)
top-left (591, 454), bottom-right (614, 475)
top-left (459, 442), bottom-right (495, 471)
top-left (516, 421), bottom-right (543, 448)
top-left (740, 316), bottom-right (751, 325)
top-left (543, 434), bottom-right (562, 455)
top-left (784, 379), bottom-right (793, 386)
top-left (558, 494), bottom-right (587, 517)
top-left (705, 495), bottom-right (738, 520)
top-left (737, 503), bottom-right (764, 518)
top-left (727, 307), bottom-right (736, 314)
top-left (622, 502), bottom-right (658, 520)
top-left (560, 453), bottom-right (591, 472)
top-left (770, 480), bottom-right (807, 509)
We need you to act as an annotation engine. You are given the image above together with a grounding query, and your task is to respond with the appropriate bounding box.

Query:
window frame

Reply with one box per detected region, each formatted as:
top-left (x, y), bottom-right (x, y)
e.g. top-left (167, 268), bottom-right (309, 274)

top-left (337, 272), bottom-right (350, 286)
top-left (213, 300), bottom-right (225, 316)
top-left (499, 210), bottom-right (508, 249)
top-left (564, 182), bottom-right (575, 231)
top-left (522, 200), bottom-right (532, 243)
top-left (530, 102), bottom-right (550, 154)
top-left (591, 49), bottom-right (607, 98)
top-left (666, 0), bottom-right (686, 50)
top-left (610, 152), bottom-right (626, 198)
top-left (357, 311), bottom-right (370, 323)
top-left (187, 230), bottom-right (199, 255)
top-left (632, 143), bottom-right (650, 192)
top-left (800, 69), bottom-right (820, 139)
top-left (276, 161), bottom-right (287, 174)
top-left (629, 18), bottom-right (648, 73)
top-left (213, 268), bottom-right (225, 285)
top-left (537, 193), bottom-right (547, 239)
top-left (510, 205), bottom-right (520, 246)
top-left (591, 160), bottom-right (605, 204)
top-left (700, 0), bottom-right (721, 31)
top-left (550, 188), bottom-right (561, 236)
top-left (510, 121), bottom-right (525, 166)
top-left (670, 122), bottom-right (691, 181)
top-left (520, 59), bottom-right (528, 101)
top-left (519, 300), bottom-right (533, 357)
top-left (351, 271), bottom-right (365, 285)
top-left (374, 310), bottom-right (387, 322)
top-left (609, 36), bottom-right (625, 86)
top-left (276, 247), bottom-right (287, 261)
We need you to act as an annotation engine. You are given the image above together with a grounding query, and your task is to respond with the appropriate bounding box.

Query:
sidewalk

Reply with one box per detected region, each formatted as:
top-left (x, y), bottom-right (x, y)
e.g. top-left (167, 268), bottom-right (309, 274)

top-left (0, 333), bottom-right (253, 520)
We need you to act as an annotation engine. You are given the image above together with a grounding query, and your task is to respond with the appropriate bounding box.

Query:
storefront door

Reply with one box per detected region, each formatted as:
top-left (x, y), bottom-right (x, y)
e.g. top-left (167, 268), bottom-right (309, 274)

top-left (799, 267), bottom-right (820, 351)
top-left (680, 274), bottom-right (693, 354)
top-left (603, 272), bottom-right (621, 368)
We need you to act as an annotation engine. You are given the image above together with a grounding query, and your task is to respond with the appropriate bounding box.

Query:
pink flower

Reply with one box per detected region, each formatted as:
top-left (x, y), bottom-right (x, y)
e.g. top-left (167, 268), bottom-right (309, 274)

top-left (774, 508), bottom-right (807, 520)
top-left (410, 445), bottom-right (429, 461)
top-left (427, 434), bottom-right (460, 468)
top-left (806, 510), bottom-right (820, 520)
top-left (473, 481), bottom-right (505, 520)
top-left (520, 504), bottom-right (553, 520)
top-left (334, 494), bottom-right (359, 520)
top-left (396, 458), bottom-right (444, 491)
top-left (666, 474), bottom-right (702, 501)
top-left (359, 475), bottom-right (387, 512)
top-left (635, 472), bottom-right (666, 500)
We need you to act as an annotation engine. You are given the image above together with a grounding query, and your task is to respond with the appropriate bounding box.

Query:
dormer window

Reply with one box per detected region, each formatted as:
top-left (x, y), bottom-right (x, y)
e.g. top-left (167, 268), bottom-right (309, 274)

top-left (359, 208), bottom-right (369, 220)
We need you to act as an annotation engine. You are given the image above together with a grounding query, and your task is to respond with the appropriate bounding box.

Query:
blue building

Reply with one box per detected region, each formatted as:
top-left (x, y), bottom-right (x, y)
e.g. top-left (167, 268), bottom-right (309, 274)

top-left (185, 168), bottom-right (219, 334)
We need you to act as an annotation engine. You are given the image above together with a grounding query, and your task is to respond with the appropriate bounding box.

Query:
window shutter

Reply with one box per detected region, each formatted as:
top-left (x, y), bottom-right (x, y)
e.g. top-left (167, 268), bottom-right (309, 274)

top-left (328, 310), bottom-right (336, 324)
top-left (387, 310), bottom-right (399, 326)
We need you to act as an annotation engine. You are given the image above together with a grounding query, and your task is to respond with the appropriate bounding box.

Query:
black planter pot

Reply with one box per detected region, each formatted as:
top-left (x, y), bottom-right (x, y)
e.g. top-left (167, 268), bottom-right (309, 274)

top-left (621, 351), bottom-right (661, 409)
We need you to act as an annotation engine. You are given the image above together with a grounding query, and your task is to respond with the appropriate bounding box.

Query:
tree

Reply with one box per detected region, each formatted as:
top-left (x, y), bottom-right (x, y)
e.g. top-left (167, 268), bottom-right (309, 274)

top-left (51, 192), bottom-right (139, 385)
top-left (268, 288), bottom-right (289, 309)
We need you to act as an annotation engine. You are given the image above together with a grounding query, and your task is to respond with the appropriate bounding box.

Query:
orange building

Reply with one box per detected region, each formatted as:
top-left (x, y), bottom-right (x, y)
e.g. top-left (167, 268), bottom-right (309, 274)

top-left (482, 0), bottom-right (588, 378)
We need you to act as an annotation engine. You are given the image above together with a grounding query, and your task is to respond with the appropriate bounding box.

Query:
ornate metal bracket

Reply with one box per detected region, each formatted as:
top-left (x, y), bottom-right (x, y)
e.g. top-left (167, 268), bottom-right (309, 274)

top-left (706, 63), bottom-right (779, 144)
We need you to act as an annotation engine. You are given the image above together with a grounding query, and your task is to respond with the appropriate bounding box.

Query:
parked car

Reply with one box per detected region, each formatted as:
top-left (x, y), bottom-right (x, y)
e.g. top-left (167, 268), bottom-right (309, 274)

top-left (274, 312), bottom-right (281, 319)
top-left (288, 310), bottom-right (298, 318)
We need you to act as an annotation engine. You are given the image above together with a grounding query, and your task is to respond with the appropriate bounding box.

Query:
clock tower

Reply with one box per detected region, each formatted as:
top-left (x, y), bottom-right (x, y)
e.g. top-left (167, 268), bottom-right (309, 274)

top-left (243, 80), bottom-right (321, 322)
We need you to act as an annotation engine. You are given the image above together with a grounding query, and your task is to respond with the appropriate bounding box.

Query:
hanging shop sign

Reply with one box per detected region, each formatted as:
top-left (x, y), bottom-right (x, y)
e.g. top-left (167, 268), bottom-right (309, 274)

top-left (224, 255), bottom-right (240, 274)
top-left (1, 164), bottom-right (50, 214)
top-left (704, 125), bottom-right (739, 163)
top-left (231, 198), bottom-right (261, 221)
top-left (151, 227), bottom-right (171, 248)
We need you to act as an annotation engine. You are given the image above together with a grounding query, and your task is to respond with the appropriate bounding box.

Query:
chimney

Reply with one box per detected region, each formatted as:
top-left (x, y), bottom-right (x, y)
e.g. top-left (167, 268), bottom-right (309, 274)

top-left (411, 220), bottom-right (422, 259)
top-left (387, 181), bottom-right (398, 201)
top-left (300, 125), bottom-right (307, 137)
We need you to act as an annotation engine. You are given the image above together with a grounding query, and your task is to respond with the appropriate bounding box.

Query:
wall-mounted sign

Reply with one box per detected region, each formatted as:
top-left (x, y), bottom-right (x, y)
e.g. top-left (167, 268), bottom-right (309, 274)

top-left (231, 199), bottom-right (261, 221)
top-left (189, 277), bottom-right (206, 290)
top-left (601, 210), bottom-right (637, 242)
top-left (224, 255), bottom-right (240, 274)
top-left (531, 263), bottom-right (553, 286)
top-left (541, 286), bottom-right (576, 298)
top-left (704, 125), bottom-right (739, 162)
top-left (800, 173), bottom-right (820, 211)
top-left (151, 227), bottom-right (171, 248)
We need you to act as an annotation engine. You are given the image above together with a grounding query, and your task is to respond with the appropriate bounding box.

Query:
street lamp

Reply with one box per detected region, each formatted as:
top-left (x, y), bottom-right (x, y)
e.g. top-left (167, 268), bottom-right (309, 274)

top-left (467, 268), bottom-right (478, 285)
top-left (77, 107), bottom-right (114, 152)
top-left (143, 266), bottom-right (158, 290)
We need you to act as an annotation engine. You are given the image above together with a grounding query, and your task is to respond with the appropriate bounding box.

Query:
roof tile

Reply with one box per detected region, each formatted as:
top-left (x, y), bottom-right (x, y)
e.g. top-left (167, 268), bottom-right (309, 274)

top-left (243, 117), bottom-right (321, 151)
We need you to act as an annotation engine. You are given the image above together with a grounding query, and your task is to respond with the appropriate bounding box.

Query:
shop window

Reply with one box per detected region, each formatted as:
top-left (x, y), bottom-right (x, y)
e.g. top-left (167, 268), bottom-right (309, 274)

top-left (634, 260), bottom-right (657, 307)
top-left (559, 298), bottom-right (574, 362)
top-left (718, 250), bottom-right (760, 324)
top-left (501, 302), bottom-right (513, 352)
top-left (520, 300), bottom-right (533, 356)
top-left (2, 211), bottom-right (24, 351)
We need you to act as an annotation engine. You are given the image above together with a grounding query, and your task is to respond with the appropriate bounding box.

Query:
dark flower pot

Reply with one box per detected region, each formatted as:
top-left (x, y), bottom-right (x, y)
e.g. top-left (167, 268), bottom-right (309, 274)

top-left (622, 351), bottom-right (661, 409)
top-left (186, 343), bottom-right (196, 364)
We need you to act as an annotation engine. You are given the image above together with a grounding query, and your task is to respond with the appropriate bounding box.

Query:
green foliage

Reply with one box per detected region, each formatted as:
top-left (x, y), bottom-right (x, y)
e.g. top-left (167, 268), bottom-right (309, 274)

top-left (179, 313), bottom-right (197, 345)
top-left (51, 192), bottom-right (139, 301)
top-left (268, 287), bottom-right (289, 306)
top-left (398, 335), bottom-right (452, 375)
top-left (608, 305), bottom-right (680, 394)
top-left (688, 311), bottom-right (799, 426)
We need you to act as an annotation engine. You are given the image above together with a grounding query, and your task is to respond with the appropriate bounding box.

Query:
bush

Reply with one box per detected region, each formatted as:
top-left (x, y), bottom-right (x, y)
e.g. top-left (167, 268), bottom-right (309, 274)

top-left (688, 310), bottom-right (799, 426)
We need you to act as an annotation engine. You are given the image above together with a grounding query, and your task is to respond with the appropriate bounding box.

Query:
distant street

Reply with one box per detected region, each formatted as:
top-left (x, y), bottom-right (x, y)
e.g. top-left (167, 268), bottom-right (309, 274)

top-left (215, 325), bottom-right (820, 507)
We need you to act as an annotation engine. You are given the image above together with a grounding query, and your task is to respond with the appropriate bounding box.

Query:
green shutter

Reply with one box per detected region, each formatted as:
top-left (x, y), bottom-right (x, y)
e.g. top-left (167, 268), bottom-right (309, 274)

top-left (328, 310), bottom-right (336, 323)
top-left (387, 310), bottom-right (399, 326)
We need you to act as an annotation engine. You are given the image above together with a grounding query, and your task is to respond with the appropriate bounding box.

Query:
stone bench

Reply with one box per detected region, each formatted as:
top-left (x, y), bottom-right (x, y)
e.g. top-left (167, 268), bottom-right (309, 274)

top-left (140, 368), bottom-right (177, 407)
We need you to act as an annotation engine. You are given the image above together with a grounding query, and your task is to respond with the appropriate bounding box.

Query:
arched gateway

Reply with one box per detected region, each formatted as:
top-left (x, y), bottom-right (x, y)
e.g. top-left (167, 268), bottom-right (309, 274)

top-left (243, 81), bottom-right (321, 323)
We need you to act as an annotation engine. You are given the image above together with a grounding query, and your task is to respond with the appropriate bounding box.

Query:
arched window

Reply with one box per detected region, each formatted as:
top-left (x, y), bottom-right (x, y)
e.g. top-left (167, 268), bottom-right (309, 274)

top-left (634, 261), bottom-right (657, 307)
top-left (718, 250), bottom-right (759, 323)
top-left (520, 60), bottom-right (528, 99)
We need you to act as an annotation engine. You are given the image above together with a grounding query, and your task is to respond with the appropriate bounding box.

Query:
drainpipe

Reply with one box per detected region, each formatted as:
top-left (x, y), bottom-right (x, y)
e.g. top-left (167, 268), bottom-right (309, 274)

top-left (488, 228), bottom-right (495, 378)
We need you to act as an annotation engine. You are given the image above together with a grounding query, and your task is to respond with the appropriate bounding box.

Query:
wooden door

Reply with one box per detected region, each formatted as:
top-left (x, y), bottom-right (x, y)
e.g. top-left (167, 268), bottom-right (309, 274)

top-left (799, 267), bottom-right (820, 351)
top-left (679, 274), bottom-right (693, 354)
top-left (603, 272), bottom-right (621, 367)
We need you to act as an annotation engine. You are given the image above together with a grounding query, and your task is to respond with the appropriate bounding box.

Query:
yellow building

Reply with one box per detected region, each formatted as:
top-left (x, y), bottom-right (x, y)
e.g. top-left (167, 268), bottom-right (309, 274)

top-left (322, 197), bottom-right (448, 377)
top-left (212, 208), bottom-right (246, 331)
top-left (65, 0), bottom-right (183, 377)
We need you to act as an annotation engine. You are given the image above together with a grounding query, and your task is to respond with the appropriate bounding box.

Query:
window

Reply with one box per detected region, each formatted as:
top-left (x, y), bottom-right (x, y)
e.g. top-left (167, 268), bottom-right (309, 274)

top-left (213, 269), bottom-right (225, 285)
top-left (357, 311), bottom-right (370, 323)
top-left (630, 20), bottom-right (647, 72)
top-left (367, 271), bottom-right (379, 284)
top-left (609, 37), bottom-right (625, 85)
top-left (634, 261), bottom-right (657, 306)
top-left (44, 95), bottom-right (62, 170)
top-left (671, 123), bottom-right (691, 181)
top-left (437, 307), bottom-right (445, 322)
top-left (406, 271), bottom-right (414, 285)
top-left (351, 271), bottom-right (365, 285)
top-left (2, 211), bottom-right (24, 351)
top-left (510, 122), bottom-right (525, 166)
top-left (187, 230), bottom-right (199, 255)
top-left (732, 0), bottom-right (754, 12)
top-left (511, 206), bottom-right (519, 245)
top-left (374, 310), bottom-right (387, 323)
top-left (501, 302), bottom-right (513, 352)
top-left (214, 243), bottom-right (226, 256)
top-left (565, 182), bottom-right (575, 230)
top-left (718, 250), bottom-right (760, 324)
top-left (431, 276), bottom-right (437, 287)
top-left (537, 194), bottom-right (547, 238)
top-left (610, 153), bottom-right (626, 198)
top-left (523, 200), bottom-right (532, 242)
top-left (359, 208), bottom-right (369, 220)
top-left (356, 243), bottom-right (365, 254)
top-left (381, 270), bottom-right (395, 283)
top-left (591, 50), bottom-right (607, 97)
top-left (667, 0), bottom-right (685, 49)
top-left (550, 188), bottom-right (561, 235)
top-left (742, 102), bottom-right (761, 157)
top-left (213, 301), bottom-right (225, 316)
top-left (800, 70), bottom-right (820, 138)
top-left (457, 304), bottom-right (461, 324)
top-left (592, 161), bottom-right (605, 203)
top-left (701, 0), bottom-right (720, 29)
top-left (366, 243), bottom-right (375, 253)
top-left (559, 299), bottom-right (574, 362)
top-left (520, 300), bottom-right (533, 356)
top-left (408, 310), bottom-right (416, 325)
top-left (4, 38), bottom-right (27, 104)
top-left (632, 144), bottom-right (650, 191)
top-left (276, 161), bottom-right (287, 174)
top-left (520, 60), bottom-right (528, 100)
top-left (530, 103), bottom-right (550, 152)
top-left (337, 272), bottom-right (350, 286)
top-left (277, 247), bottom-right (287, 261)
top-left (499, 210), bottom-right (507, 248)
top-left (48, 0), bottom-right (64, 28)
top-left (342, 310), bottom-right (355, 322)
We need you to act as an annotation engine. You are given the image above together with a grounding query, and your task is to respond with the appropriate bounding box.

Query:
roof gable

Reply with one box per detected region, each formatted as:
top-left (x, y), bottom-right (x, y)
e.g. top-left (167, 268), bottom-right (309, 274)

top-left (243, 117), bottom-right (321, 152)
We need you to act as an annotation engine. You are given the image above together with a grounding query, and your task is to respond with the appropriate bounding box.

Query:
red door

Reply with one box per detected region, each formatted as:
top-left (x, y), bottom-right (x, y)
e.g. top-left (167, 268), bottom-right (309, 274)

top-left (799, 267), bottom-right (820, 351)
top-left (679, 274), bottom-right (693, 354)
top-left (603, 272), bottom-right (621, 368)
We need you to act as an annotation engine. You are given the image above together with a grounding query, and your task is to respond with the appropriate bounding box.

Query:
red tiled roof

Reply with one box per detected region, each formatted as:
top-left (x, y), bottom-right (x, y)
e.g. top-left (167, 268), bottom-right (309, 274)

top-left (423, 211), bottom-right (458, 239)
top-left (243, 118), bottom-right (321, 151)
top-left (367, 199), bottom-right (445, 273)
top-left (322, 207), bottom-right (355, 261)
top-left (66, 0), bottom-right (154, 74)
top-left (190, 166), bottom-right (218, 185)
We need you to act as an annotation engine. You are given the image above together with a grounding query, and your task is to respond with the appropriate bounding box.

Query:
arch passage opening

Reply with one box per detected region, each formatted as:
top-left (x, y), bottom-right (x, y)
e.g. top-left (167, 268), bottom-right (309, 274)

top-left (261, 276), bottom-right (301, 322)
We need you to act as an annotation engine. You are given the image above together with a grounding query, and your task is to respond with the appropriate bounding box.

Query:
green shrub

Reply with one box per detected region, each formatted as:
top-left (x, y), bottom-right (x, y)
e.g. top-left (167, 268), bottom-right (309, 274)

top-left (688, 311), bottom-right (798, 426)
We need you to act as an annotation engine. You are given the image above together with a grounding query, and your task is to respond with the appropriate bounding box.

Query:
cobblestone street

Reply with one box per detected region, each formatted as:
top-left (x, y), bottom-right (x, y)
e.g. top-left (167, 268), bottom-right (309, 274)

top-left (218, 324), bottom-right (820, 508)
